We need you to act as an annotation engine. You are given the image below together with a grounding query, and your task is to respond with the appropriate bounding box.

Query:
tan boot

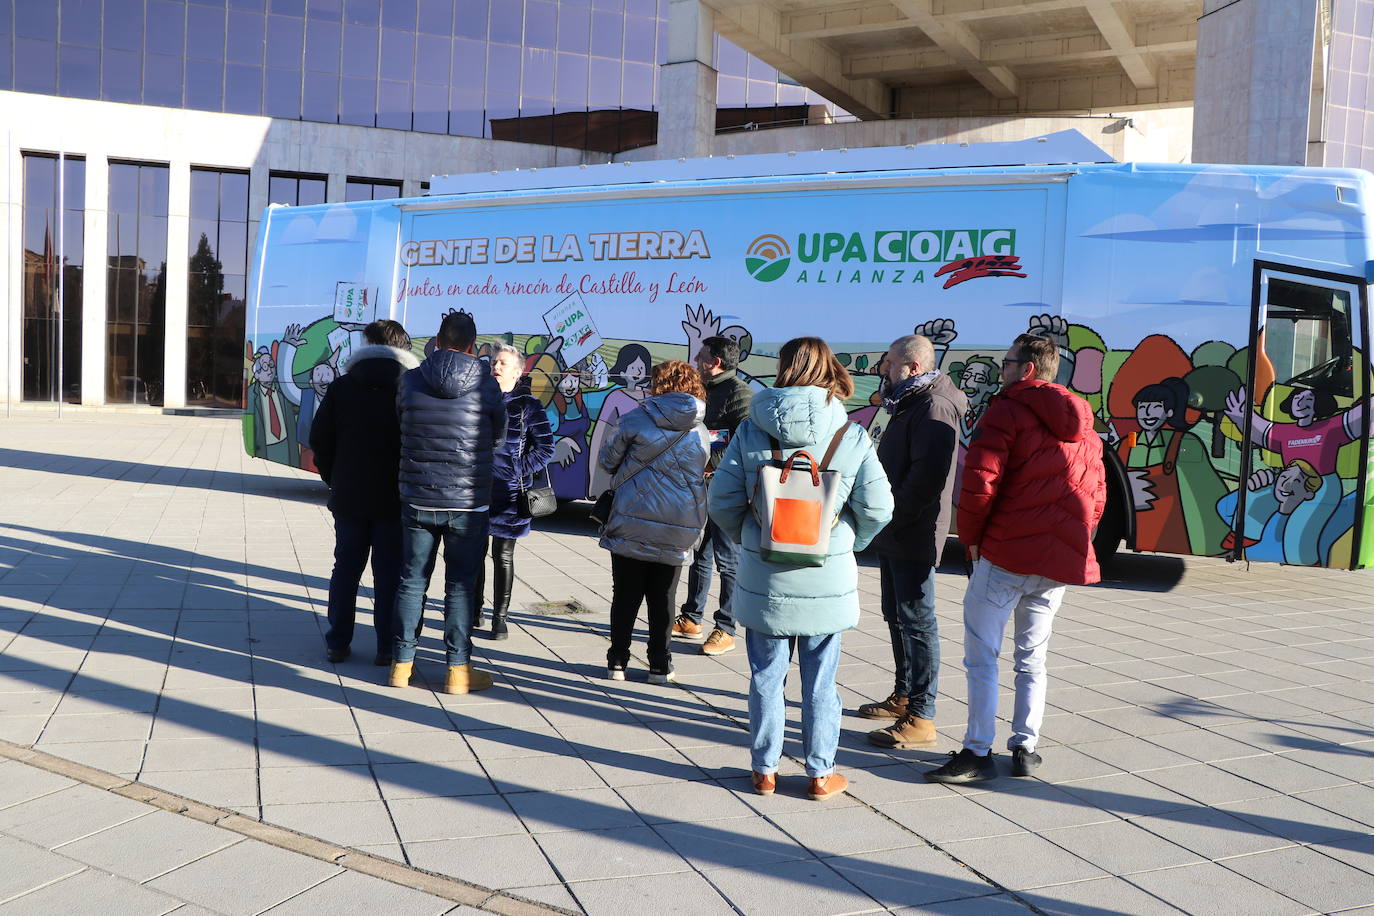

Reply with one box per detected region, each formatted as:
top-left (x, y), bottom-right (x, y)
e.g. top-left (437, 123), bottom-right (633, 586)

top-left (808, 772), bottom-right (849, 801)
top-left (867, 715), bottom-right (938, 749)
top-left (387, 660), bottom-right (414, 688)
top-left (857, 692), bottom-right (909, 720)
top-left (444, 664), bottom-right (494, 695)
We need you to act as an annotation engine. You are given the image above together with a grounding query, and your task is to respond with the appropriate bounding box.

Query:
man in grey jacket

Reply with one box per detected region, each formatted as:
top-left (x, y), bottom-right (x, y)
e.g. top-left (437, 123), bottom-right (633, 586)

top-left (674, 336), bottom-right (753, 656)
top-left (389, 311), bottom-right (506, 695)
top-left (862, 334), bottom-right (967, 749)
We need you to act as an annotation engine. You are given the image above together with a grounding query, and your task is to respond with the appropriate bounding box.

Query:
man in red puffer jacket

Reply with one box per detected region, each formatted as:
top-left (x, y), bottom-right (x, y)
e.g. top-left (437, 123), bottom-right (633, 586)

top-left (926, 333), bottom-right (1105, 785)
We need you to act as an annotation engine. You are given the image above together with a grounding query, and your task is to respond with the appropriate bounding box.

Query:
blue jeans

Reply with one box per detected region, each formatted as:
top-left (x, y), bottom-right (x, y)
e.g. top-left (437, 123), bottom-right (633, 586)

top-left (326, 512), bottom-right (401, 656)
top-left (393, 506), bottom-right (489, 666)
top-left (879, 557), bottom-right (940, 719)
top-left (746, 629), bottom-right (842, 778)
top-left (679, 519), bottom-right (739, 633)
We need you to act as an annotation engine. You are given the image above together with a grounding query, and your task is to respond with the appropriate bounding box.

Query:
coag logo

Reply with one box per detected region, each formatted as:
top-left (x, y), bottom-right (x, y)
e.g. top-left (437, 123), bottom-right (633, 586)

top-left (745, 234), bottom-right (791, 282)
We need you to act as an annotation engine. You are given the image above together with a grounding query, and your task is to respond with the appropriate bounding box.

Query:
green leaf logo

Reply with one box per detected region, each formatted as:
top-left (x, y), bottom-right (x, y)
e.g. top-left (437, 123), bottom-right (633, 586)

top-left (744, 234), bottom-right (791, 282)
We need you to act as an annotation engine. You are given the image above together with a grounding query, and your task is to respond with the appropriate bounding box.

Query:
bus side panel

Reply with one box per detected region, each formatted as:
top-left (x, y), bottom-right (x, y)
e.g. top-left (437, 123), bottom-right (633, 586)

top-left (244, 200), bottom-right (403, 472)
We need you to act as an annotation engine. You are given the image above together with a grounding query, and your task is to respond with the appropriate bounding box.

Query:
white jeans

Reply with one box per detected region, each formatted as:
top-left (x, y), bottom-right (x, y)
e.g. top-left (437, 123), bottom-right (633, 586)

top-left (962, 557), bottom-right (1065, 755)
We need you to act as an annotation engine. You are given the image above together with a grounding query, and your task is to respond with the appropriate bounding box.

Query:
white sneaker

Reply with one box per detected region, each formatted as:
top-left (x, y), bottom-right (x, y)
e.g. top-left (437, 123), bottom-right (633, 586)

top-left (646, 668), bottom-right (677, 685)
top-left (607, 664), bottom-right (626, 681)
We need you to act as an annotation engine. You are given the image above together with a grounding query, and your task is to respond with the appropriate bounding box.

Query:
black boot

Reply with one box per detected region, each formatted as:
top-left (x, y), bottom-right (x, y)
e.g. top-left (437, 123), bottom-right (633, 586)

top-left (491, 538), bottom-right (515, 640)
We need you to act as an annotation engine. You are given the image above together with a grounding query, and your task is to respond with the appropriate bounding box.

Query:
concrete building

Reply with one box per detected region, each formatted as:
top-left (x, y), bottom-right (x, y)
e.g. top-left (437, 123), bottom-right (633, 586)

top-left (3, 0), bottom-right (1372, 410)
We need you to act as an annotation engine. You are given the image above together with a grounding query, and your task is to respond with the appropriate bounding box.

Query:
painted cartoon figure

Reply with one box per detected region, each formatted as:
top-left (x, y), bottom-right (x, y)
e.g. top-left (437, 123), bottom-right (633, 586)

top-left (1122, 377), bottom-right (1229, 556)
top-left (548, 357), bottom-right (594, 499)
top-left (277, 322), bottom-right (341, 472)
top-left (1218, 460), bottom-right (1325, 565)
top-left (585, 343), bottom-right (652, 498)
top-left (246, 346), bottom-right (297, 464)
top-left (682, 304), bottom-right (762, 390)
top-left (1224, 386), bottom-right (1365, 480)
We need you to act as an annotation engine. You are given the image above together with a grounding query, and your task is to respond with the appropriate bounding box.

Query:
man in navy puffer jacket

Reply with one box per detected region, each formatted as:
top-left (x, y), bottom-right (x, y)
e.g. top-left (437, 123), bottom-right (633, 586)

top-left (389, 311), bottom-right (506, 695)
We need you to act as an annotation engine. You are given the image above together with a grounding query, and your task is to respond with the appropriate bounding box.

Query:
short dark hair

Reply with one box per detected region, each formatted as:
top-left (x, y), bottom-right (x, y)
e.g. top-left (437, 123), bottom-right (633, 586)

top-left (699, 336), bottom-right (740, 371)
top-left (364, 319), bottom-right (411, 350)
top-left (1279, 387), bottom-right (1338, 419)
top-left (1010, 333), bottom-right (1059, 382)
top-left (436, 310), bottom-right (476, 351)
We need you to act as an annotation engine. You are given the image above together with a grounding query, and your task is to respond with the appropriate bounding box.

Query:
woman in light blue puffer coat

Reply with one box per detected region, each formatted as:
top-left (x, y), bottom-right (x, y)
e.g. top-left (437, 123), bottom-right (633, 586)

top-left (709, 337), bottom-right (893, 802)
top-left (598, 361), bottom-right (710, 684)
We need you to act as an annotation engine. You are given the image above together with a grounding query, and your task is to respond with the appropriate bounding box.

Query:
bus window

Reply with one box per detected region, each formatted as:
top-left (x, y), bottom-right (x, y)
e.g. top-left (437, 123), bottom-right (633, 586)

top-left (1263, 277), bottom-right (1354, 398)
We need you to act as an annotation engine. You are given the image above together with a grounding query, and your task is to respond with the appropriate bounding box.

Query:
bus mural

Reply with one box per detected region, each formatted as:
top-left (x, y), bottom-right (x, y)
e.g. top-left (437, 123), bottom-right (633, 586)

top-left (245, 153), bottom-right (1374, 569)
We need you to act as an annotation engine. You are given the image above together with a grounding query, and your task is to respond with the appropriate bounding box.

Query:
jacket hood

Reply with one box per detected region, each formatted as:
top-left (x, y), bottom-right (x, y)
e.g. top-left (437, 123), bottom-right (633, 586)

top-left (419, 349), bottom-right (488, 399)
top-left (344, 344), bottom-right (419, 377)
top-left (1001, 379), bottom-right (1095, 442)
top-left (750, 386), bottom-right (847, 447)
top-left (643, 392), bottom-right (704, 430)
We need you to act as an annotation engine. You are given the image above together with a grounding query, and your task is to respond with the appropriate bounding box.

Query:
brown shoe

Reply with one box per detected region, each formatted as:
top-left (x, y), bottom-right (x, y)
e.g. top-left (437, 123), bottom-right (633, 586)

top-left (867, 715), bottom-right (938, 749)
top-left (857, 692), bottom-right (909, 720)
top-left (701, 628), bottom-right (735, 656)
top-left (387, 660), bottom-right (414, 688)
top-left (807, 772), bottom-right (849, 801)
top-left (751, 772), bottom-right (776, 796)
top-left (444, 664), bottom-right (494, 695)
top-left (671, 615), bottom-right (703, 637)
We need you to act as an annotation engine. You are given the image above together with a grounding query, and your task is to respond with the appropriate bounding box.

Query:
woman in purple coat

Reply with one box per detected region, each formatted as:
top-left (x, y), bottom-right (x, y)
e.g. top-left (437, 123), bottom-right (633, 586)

top-left (475, 344), bottom-right (556, 639)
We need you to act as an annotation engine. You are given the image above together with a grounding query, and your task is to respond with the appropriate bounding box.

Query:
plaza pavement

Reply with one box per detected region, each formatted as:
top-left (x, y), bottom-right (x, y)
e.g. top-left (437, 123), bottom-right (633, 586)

top-left (1, 411), bottom-right (1373, 916)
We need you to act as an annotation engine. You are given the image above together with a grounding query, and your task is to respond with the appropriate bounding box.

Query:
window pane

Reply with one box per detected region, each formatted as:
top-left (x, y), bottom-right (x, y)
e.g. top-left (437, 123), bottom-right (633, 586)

top-left (216, 216), bottom-right (248, 268)
top-left (147, 0), bottom-right (186, 55)
top-left (526, 0), bottom-right (556, 48)
top-left (449, 86), bottom-right (483, 137)
top-left (342, 24), bottom-right (378, 77)
top-left (381, 0), bottom-right (416, 30)
top-left (589, 12), bottom-right (621, 58)
top-left (141, 167), bottom-right (169, 217)
top-left (345, 0), bottom-right (380, 25)
top-left (451, 37), bottom-right (484, 89)
top-left (108, 165), bottom-right (139, 213)
top-left (230, 0), bottom-right (266, 8)
top-left (227, 11), bottom-right (265, 64)
top-left (345, 179), bottom-right (371, 201)
top-left (416, 0), bottom-right (451, 34)
top-left (16, 1), bottom-right (57, 40)
top-left (622, 61), bottom-right (651, 108)
top-left (489, 1), bottom-right (520, 43)
top-left (623, 14), bottom-right (654, 63)
top-left (298, 177), bottom-right (326, 205)
top-left (377, 78), bottom-right (411, 129)
top-left (307, 0), bottom-right (342, 19)
top-left (0, 34), bottom-right (12, 90)
top-left (185, 58), bottom-right (225, 110)
top-left (305, 19), bottom-right (342, 71)
top-left (59, 44), bottom-right (101, 98)
top-left (413, 80), bottom-right (447, 132)
top-left (187, 5), bottom-right (226, 59)
top-left (15, 39), bottom-right (57, 94)
top-left (266, 14), bottom-right (304, 67)
top-left (523, 47), bottom-right (553, 100)
top-left (61, 0), bottom-right (102, 46)
top-left (339, 75), bottom-right (377, 124)
top-left (264, 67), bottom-right (302, 117)
top-left (414, 32), bottom-right (448, 83)
top-left (224, 63), bottom-right (263, 113)
top-left (102, 48), bottom-right (142, 102)
top-left (302, 71), bottom-right (338, 120)
top-left (486, 41), bottom-right (519, 102)
top-left (190, 170), bottom-right (220, 219)
top-left (268, 175), bottom-right (297, 205)
top-left (557, 5), bottom-right (588, 53)
top-left (379, 28), bottom-right (412, 81)
top-left (144, 53), bottom-right (184, 106)
top-left (453, 0), bottom-right (486, 40)
top-left (588, 54), bottom-right (618, 106)
top-left (221, 171), bottom-right (249, 221)
top-left (270, 0), bottom-right (306, 13)
top-left (555, 52), bottom-right (586, 106)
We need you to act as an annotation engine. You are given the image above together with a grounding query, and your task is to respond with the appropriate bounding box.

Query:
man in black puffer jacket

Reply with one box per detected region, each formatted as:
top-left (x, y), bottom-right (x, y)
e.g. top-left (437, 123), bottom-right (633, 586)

top-left (311, 320), bottom-right (420, 667)
top-left (862, 333), bottom-right (967, 751)
top-left (389, 311), bottom-right (506, 695)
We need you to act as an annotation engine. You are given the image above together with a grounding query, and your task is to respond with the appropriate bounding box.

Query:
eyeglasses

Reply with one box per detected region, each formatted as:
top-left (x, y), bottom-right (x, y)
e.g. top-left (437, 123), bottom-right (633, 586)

top-left (1000, 358), bottom-right (1027, 370)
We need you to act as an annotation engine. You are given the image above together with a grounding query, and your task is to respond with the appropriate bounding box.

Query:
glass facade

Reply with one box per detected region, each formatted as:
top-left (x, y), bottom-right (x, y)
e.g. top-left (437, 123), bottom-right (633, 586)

top-left (1326, 0), bottom-right (1374, 169)
top-left (21, 153), bottom-right (85, 403)
top-left (0, 0), bottom-right (830, 149)
top-left (188, 168), bottom-right (249, 407)
top-left (345, 177), bottom-right (403, 200)
top-left (107, 161), bottom-right (169, 406)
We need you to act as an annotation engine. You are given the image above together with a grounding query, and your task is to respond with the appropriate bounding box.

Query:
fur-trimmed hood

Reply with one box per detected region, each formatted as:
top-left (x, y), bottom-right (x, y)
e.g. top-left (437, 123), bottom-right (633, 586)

top-left (344, 344), bottom-right (420, 373)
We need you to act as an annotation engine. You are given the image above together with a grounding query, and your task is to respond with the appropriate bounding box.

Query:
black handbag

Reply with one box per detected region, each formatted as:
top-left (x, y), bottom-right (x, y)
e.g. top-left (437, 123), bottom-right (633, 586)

top-left (515, 409), bottom-right (557, 519)
top-left (590, 428), bottom-right (691, 527)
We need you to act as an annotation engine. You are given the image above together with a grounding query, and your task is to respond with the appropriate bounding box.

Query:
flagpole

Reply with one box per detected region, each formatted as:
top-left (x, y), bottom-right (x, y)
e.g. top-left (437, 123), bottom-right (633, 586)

top-left (56, 151), bottom-right (64, 418)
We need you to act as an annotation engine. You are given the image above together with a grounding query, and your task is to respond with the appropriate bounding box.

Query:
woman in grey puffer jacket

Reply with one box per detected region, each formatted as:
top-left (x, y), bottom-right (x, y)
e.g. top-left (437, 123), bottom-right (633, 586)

top-left (598, 360), bottom-right (710, 683)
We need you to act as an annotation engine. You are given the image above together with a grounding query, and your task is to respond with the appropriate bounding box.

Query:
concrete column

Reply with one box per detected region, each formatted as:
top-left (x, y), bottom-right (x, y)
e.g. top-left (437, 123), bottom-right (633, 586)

top-left (1192, 0), bottom-right (1319, 165)
top-left (326, 172), bottom-right (346, 203)
top-left (3, 134), bottom-right (19, 407)
top-left (81, 153), bottom-right (108, 406)
top-left (657, 0), bottom-right (718, 160)
top-left (162, 161), bottom-right (189, 409)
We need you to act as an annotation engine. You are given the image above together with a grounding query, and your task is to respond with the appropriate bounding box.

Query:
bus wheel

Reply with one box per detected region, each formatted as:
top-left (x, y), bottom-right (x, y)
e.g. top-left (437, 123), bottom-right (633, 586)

top-left (1092, 477), bottom-right (1127, 565)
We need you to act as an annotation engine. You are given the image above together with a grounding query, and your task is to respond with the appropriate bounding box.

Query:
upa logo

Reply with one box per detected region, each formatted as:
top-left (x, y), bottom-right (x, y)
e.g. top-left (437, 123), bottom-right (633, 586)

top-left (745, 234), bottom-right (791, 282)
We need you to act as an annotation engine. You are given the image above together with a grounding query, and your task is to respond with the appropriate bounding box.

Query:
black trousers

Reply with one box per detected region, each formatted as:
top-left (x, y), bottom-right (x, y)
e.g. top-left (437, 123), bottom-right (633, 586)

top-left (607, 554), bottom-right (682, 671)
top-left (473, 536), bottom-right (518, 615)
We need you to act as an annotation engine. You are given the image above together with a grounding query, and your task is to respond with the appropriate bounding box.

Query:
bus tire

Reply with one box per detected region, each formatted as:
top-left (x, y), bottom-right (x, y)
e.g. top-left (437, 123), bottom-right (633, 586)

top-left (1092, 470), bottom-right (1127, 565)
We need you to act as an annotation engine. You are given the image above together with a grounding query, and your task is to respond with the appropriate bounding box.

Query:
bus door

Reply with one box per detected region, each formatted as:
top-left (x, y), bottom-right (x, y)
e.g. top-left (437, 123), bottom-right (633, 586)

top-left (1233, 262), bottom-right (1370, 568)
